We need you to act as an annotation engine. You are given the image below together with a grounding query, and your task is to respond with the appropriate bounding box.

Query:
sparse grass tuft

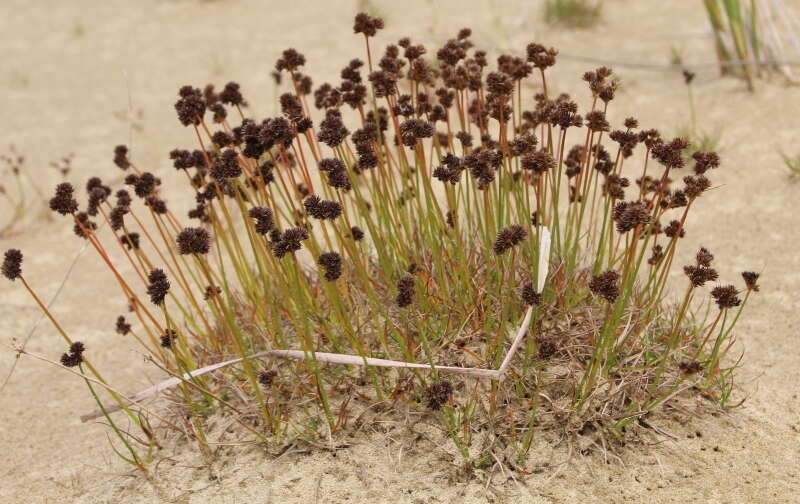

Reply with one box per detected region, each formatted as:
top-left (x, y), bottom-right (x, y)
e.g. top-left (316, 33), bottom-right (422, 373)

top-left (544, 0), bottom-right (602, 28)
top-left (703, 0), bottom-right (800, 89)
top-left (0, 146), bottom-right (62, 237)
top-left (780, 151), bottom-right (800, 180)
top-left (676, 70), bottom-right (722, 157)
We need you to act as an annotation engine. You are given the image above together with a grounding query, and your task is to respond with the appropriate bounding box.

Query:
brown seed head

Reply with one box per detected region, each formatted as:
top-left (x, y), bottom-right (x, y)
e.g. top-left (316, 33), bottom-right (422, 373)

top-left (317, 252), bottom-right (343, 281)
top-left (424, 380), bottom-right (453, 410)
top-left (396, 273), bottom-right (415, 307)
top-left (493, 225), bottom-right (528, 255)
top-left (520, 283), bottom-right (541, 306)
top-left (741, 271), bottom-right (760, 292)
top-left (115, 315), bottom-right (131, 336)
top-left (589, 270), bottom-right (620, 303)
top-left (711, 285), bottom-right (741, 309)
top-left (176, 227), bottom-right (210, 255)
top-left (2, 249), bottom-right (23, 281)
top-left (353, 12), bottom-right (384, 37)
top-left (49, 182), bottom-right (79, 215)
top-left (146, 268), bottom-right (170, 305)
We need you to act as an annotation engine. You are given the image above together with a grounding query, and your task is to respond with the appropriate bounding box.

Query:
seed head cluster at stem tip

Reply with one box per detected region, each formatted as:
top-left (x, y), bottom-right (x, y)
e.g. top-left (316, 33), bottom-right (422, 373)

top-left (1, 249), bottom-right (23, 280)
top-left (1, 11), bottom-right (763, 461)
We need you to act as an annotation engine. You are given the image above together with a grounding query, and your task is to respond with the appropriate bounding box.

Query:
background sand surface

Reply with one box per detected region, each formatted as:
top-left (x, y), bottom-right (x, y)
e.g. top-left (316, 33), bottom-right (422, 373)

top-left (1, 0), bottom-right (799, 502)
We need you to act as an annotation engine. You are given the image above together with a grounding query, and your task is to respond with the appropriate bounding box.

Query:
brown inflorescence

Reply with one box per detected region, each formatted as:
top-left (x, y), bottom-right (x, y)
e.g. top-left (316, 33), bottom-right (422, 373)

top-left (589, 270), bottom-right (620, 303)
top-left (1, 249), bottom-right (22, 281)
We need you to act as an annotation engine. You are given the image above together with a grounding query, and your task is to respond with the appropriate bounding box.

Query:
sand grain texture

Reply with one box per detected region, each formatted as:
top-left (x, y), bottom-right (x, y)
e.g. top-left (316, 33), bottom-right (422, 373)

top-left (1, 1), bottom-right (799, 502)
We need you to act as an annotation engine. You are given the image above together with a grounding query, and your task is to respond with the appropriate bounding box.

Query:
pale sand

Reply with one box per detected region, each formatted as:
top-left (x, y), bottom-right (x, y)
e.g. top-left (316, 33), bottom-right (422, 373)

top-left (1, 0), bottom-right (799, 502)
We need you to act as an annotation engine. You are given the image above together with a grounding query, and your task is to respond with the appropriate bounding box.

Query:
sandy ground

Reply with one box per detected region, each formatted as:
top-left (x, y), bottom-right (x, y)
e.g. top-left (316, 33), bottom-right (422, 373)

top-left (1, 0), bottom-right (799, 502)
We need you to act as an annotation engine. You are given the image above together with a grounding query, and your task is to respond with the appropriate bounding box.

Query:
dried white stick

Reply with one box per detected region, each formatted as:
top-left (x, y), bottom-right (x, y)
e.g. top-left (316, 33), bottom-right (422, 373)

top-left (497, 227), bottom-right (550, 378)
top-left (81, 350), bottom-right (501, 421)
top-left (81, 228), bottom-right (551, 423)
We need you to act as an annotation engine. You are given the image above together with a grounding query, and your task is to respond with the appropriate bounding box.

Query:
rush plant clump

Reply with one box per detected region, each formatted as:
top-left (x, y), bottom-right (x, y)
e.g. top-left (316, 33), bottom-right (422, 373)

top-left (4, 14), bottom-right (759, 470)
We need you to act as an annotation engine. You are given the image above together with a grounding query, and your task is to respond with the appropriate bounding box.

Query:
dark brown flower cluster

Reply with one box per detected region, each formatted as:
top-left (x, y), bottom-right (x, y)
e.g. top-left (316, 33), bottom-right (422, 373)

top-left (175, 85), bottom-right (206, 127)
top-left (521, 149), bottom-right (555, 174)
top-left (248, 206), bottom-right (274, 235)
top-left (86, 177), bottom-right (112, 217)
top-left (664, 220), bottom-right (685, 239)
top-left (602, 173), bottom-right (628, 200)
top-left (304, 195), bottom-right (342, 220)
top-left (317, 109), bottom-right (349, 147)
top-left (351, 126), bottom-right (378, 171)
top-left (220, 81), bottom-right (246, 106)
top-left (160, 329), bottom-right (177, 349)
top-left (2, 249), bottom-right (22, 281)
top-left (683, 174), bottom-right (711, 199)
top-left (115, 315), bottom-right (131, 336)
top-left (275, 48), bottom-right (306, 72)
top-left (113, 145), bottom-right (130, 170)
top-left (73, 211), bottom-right (97, 239)
top-left (433, 153), bottom-right (463, 185)
top-left (319, 158), bottom-right (351, 191)
top-left (271, 227), bottom-right (309, 258)
top-left (585, 110), bottom-right (609, 132)
top-left (49, 182), bottom-right (79, 215)
top-left (498, 54), bottom-right (532, 81)
top-left (582, 66), bottom-right (616, 102)
top-left (423, 380), bottom-right (453, 410)
top-left (612, 200), bottom-right (650, 234)
top-left (493, 225), bottom-right (528, 255)
top-left (145, 195), bottom-right (168, 215)
top-left (465, 148), bottom-right (502, 189)
top-left (589, 270), bottom-right (620, 303)
top-left (125, 172), bottom-right (161, 199)
top-left (741, 271), bottom-right (760, 292)
top-left (258, 369), bottom-right (278, 387)
top-left (176, 227), bottom-right (210, 255)
top-left (651, 137), bottom-right (689, 170)
top-left (203, 285), bottom-right (221, 300)
top-left (509, 131), bottom-right (538, 157)
top-left (120, 232), bottom-right (140, 250)
top-left (537, 337), bottom-right (558, 360)
top-left (549, 97), bottom-right (582, 129)
top-left (678, 360), bottom-right (703, 374)
top-left (527, 43), bottom-right (558, 70)
top-left (683, 247), bottom-right (719, 287)
top-left (520, 283), bottom-right (541, 306)
top-left (399, 118), bottom-right (433, 147)
top-left (60, 341), bottom-right (85, 368)
top-left (648, 244), bottom-right (664, 265)
top-left (564, 144), bottom-right (585, 178)
top-left (170, 149), bottom-right (206, 171)
top-left (396, 273), bottom-right (415, 307)
top-left (317, 252), bottom-right (343, 281)
top-left (353, 12), bottom-right (384, 37)
top-left (146, 268), bottom-right (170, 305)
top-left (261, 117), bottom-right (295, 150)
top-left (696, 247), bottom-right (714, 266)
top-left (609, 127), bottom-right (640, 159)
top-left (692, 151), bottom-right (720, 175)
top-left (710, 285), bottom-right (741, 309)
top-left (210, 149), bottom-right (242, 181)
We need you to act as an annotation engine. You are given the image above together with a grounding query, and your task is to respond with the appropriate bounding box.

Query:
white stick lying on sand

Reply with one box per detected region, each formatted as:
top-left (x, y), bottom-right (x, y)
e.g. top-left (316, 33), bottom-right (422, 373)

top-left (81, 228), bottom-right (550, 423)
